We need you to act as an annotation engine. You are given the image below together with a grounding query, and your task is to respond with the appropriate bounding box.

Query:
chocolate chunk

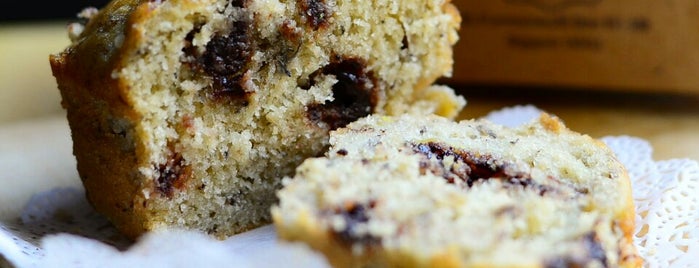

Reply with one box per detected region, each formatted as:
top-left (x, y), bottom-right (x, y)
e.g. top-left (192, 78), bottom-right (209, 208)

top-left (206, 224), bottom-right (219, 235)
top-left (155, 151), bottom-right (191, 197)
top-left (503, 177), bottom-right (556, 196)
top-left (583, 232), bottom-right (609, 267)
top-left (333, 202), bottom-right (380, 247)
top-left (413, 142), bottom-right (540, 189)
top-left (225, 196), bottom-right (237, 206)
top-left (306, 57), bottom-right (379, 130)
top-left (299, 0), bottom-right (332, 30)
top-left (544, 232), bottom-right (609, 268)
top-left (401, 35), bottom-right (409, 50)
top-left (201, 20), bottom-right (253, 101)
top-left (229, 0), bottom-right (247, 8)
top-left (182, 17), bottom-right (254, 104)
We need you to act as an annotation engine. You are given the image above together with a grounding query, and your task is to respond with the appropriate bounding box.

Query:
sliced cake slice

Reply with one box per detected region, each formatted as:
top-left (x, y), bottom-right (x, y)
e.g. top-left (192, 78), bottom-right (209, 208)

top-left (49, 0), bottom-right (464, 239)
top-left (273, 114), bottom-right (642, 267)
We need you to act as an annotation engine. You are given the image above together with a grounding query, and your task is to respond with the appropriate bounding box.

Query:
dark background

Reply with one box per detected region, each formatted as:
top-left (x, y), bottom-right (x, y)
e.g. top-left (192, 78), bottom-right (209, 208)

top-left (1, 1), bottom-right (111, 22)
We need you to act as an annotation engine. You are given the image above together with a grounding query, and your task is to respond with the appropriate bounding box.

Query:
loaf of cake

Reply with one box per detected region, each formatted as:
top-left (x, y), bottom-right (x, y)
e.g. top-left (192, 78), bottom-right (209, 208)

top-left (49, 0), bottom-right (464, 239)
top-left (272, 114), bottom-right (642, 267)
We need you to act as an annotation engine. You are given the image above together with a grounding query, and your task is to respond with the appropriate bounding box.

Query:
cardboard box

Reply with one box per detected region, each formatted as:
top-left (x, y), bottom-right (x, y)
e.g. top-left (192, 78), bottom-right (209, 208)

top-left (449, 0), bottom-right (699, 94)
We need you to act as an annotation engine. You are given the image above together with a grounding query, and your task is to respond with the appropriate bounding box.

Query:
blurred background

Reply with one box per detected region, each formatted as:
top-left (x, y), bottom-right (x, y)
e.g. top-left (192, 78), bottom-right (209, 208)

top-left (1, 3), bottom-right (696, 267)
top-left (1, 0), bottom-right (698, 161)
top-left (1, 1), bottom-right (110, 22)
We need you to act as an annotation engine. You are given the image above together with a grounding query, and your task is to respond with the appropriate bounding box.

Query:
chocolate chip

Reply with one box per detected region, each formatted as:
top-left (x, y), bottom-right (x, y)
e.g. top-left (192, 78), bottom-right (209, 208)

top-left (299, 0), bottom-right (332, 30)
top-left (576, 187), bottom-right (590, 194)
top-left (503, 177), bottom-right (556, 196)
top-left (182, 16), bottom-right (254, 105)
top-left (583, 232), bottom-right (609, 267)
top-left (225, 195), bottom-right (238, 206)
top-left (306, 57), bottom-right (379, 130)
top-left (333, 202), bottom-right (380, 247)
top-left (544, 232), bottom-right (609, 268)
top-left (229, 0), bottom-right (248, 8)
top-left (155, 151), bottom-right (190, 198)
top-left (413, 142), bottom-right (536, 189)
top-left (336, 149), bottom-right (348, 156)
top-left (202, 21), bottom-right (253, 100)
top-left (206, 224), bottom-right (219, 235)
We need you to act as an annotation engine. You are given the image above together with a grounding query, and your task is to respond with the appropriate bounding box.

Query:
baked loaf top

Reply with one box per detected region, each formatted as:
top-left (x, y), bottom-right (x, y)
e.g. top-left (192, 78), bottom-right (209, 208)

top-left (49, 0), bottom-right (463, 239)
top-left (273, 114), bottom-right (642, 267)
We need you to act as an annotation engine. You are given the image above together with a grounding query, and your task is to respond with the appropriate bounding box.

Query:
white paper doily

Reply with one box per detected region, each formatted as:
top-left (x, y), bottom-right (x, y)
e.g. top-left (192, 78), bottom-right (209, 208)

top-left (1, 105), bottom-right (697, 267)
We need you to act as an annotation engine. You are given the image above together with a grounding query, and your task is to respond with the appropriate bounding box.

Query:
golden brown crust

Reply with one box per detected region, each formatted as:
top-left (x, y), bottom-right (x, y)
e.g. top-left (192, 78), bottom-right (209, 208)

top-left (49, 0), bottom-right (151, 239)
top-left (444, 0), bottom-right (462, 31)
top-left (617, 168), bottom-right (644, 268)
top-left (538, 113), bottom-right (564, 133)
top-left (274, 210), bottom-right (462, 268)
top-left (543, 114), bottom-right (641, 267)
top-left (543, 112), bottom-right (640, 267)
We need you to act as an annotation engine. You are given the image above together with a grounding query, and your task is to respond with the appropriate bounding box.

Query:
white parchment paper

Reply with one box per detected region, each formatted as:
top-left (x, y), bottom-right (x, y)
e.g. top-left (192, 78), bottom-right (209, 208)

top-left (1, 105), bottom-right (697, 267)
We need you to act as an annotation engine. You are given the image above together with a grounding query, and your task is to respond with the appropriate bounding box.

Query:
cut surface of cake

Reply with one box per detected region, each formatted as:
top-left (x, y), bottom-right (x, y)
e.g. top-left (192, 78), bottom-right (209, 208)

top-left (49, 0), bottom-right (464, 239)
top-left (272, 114), bottom-right (642, 267)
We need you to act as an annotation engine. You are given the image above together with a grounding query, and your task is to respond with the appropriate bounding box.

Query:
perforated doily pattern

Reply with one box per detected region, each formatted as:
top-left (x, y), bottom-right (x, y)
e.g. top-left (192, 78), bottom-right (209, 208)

top-left (0, 105), bottom-right (696, 267)
top-left (0, 187), bottom-right (132, 267)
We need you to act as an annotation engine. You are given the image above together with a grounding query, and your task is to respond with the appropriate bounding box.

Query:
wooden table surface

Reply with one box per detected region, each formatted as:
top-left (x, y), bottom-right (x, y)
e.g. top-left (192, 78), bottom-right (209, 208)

top-left (454, 87), bottom-right (699, 162)
top-left (2, 21), bottom-right (698, 162)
